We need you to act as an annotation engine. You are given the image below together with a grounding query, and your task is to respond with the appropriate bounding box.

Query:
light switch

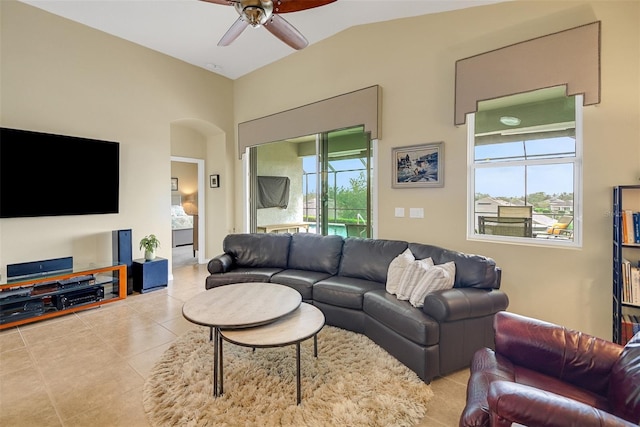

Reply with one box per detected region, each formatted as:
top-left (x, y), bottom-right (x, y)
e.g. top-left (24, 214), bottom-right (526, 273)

top-left (409, 208), bottom-right (424, 218)
top-left (395, 207), bottom-right (405, 217)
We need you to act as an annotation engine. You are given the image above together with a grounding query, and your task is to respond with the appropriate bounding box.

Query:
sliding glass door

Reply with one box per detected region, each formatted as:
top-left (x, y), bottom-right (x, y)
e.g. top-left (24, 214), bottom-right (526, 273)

top-left (250, 126), bottom-right (372, 237)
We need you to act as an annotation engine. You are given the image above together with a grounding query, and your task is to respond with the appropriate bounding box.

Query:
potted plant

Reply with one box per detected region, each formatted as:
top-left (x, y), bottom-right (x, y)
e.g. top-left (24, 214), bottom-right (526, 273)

top-left (140, 234), bottom-right (160, 261)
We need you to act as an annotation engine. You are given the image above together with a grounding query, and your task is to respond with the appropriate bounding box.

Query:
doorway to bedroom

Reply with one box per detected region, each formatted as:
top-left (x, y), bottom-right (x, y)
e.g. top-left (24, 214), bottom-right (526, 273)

top-left (170, 158), bottom-right (202, 268)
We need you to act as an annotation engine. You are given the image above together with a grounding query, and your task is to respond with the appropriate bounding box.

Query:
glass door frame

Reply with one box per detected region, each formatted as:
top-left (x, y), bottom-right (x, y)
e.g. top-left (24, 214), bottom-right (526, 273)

top-left (243, 130), bottom-right (378, 238)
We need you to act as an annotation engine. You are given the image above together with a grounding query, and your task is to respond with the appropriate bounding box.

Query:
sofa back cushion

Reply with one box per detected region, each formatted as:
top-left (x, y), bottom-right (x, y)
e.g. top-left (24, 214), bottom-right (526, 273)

top-left (288, 233), bottom-right (343, 275)
top-left (409, 242), bottom-right (500, 289)
top-left (608, 332), bottom-right (640, 423)
top-left (339, 237), bottom-right (408, 283)
top-left (223, 233), bottom-right (291, 268)
top-left (494, 311), bottom-right (623, 397)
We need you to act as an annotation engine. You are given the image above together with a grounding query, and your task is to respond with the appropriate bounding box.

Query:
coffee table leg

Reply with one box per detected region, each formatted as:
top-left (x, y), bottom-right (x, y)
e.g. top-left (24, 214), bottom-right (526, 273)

top-left (296, 342), bottom-right (301, 405)
top-left (219, 332), bottom-right (224, 395)
top-left (314, 334), bottom-right (318, 357)
top-left (213, 327), bottom-right (219, 397)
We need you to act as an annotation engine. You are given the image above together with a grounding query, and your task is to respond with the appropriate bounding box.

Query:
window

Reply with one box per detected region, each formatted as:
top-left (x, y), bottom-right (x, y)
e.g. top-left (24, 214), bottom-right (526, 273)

top-left (467, 86), bottom-right (582, 246)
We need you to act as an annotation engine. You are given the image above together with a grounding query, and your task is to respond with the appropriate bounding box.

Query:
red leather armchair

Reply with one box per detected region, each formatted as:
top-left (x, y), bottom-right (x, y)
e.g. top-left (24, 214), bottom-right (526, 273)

top-left (460, 311), bottom-right (640, 427)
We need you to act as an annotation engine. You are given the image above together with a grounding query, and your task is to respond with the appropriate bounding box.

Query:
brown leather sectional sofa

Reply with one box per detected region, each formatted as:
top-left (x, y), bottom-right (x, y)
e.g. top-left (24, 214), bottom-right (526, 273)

top-left (205, 232), bottom-right (509, 383)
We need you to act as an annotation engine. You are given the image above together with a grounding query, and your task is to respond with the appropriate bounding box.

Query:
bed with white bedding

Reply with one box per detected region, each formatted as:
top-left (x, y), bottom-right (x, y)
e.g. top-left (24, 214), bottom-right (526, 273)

top-left (171, 204), bottom-right (194, 247)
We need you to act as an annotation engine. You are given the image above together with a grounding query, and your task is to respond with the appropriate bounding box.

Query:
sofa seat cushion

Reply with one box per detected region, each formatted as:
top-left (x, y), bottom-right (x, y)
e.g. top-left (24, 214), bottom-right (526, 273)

top-left (313, 276), bottom-right (382, 309)
top-left (204, 267), bottom-right (283, 290)
top-left (363, 289), bottom-right (439, 346)
top-left (270, 269), bottom-right (333, 300)
top-left (513, 364), bottom-right (612, 412)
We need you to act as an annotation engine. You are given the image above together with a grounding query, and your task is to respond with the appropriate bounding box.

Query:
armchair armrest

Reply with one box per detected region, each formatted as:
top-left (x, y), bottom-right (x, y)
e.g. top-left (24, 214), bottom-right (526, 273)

top-left (207, 253), bottom-right (234, 274)
top-left (487, 381), bottom-right (636, 427)
top-left (422, 287), bottom-right (509, 322)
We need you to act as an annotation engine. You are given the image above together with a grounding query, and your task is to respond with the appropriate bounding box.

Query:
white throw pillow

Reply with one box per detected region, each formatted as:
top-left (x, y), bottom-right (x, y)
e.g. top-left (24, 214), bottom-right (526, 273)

top-left (409, 261), bottom-right (456, 308)
top-left (386, 248), bottom-right (415, 295)
top-left (395, 257), bottom-right (434, 300)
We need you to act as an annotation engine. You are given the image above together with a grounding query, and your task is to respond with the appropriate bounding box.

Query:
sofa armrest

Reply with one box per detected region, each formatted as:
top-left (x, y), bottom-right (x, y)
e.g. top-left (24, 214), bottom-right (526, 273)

top-left (487, 381), bottom-right (637, 427)
top-left (207, 253), bottom-right (234, 274)
top-left (422, 288), bottom-right (509, 322)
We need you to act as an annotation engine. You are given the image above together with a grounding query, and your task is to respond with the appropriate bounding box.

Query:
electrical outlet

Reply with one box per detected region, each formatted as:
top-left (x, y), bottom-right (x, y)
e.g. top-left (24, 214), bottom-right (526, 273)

top-left (409, 208), bottom-right (424, 218)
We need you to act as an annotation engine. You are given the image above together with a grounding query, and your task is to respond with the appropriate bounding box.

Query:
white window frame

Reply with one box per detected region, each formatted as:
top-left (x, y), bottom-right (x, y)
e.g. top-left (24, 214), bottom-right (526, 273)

top-left (466, 95), bottom-right (583, 248)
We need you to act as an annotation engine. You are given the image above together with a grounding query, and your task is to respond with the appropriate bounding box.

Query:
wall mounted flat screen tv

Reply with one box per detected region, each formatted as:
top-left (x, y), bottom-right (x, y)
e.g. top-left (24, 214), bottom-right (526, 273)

top-left (0, 127), bottom-right (120, 218)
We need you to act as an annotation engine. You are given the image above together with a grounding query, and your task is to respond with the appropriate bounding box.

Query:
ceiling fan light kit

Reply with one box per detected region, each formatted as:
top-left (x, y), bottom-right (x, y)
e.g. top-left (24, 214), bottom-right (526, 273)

top-left (236, 0), bottom-right (272, 27)
top-left (201, 0), bottom-right (336, 50)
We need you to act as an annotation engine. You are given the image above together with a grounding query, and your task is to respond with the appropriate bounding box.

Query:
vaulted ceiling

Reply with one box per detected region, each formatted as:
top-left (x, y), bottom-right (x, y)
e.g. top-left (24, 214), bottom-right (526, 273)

top-left (19, 0), bottom-right (509, 80)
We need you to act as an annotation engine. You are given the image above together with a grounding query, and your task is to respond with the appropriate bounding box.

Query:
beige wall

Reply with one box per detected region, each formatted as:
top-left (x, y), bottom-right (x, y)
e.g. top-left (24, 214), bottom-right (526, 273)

top-left (0, 1), bottom-right (235, 277)
top-left (1, 0), bottom-right (639, 340)
top-left (233, 1), bottom-right (640, 339)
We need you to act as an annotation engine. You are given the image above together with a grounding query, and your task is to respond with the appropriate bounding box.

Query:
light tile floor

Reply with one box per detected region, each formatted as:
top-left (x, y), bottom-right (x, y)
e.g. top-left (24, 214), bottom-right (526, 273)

top-left (0, 260), bottom-right (469, 426)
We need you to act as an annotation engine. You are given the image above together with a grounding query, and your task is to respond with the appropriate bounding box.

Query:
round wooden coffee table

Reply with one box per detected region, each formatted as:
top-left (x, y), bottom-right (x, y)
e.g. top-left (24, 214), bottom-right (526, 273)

top-left (220, 302), bottom-right (325, 404)
top-left (182, 282), bottom-right (302, 397)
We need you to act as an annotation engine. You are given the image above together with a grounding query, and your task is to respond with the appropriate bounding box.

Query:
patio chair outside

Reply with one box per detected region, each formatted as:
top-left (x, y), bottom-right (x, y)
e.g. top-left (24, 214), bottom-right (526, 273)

top-left (498, 205), bottom-right (532, 219)
top-left (478, 205), bottom-right (533, 238)
top-left (535, 215), bottom-right (573, 238)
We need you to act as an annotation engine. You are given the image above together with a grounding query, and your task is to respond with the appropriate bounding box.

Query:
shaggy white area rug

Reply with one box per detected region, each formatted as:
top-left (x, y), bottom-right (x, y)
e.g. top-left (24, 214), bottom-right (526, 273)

top-left (143, 326), bottom-right (433, 426)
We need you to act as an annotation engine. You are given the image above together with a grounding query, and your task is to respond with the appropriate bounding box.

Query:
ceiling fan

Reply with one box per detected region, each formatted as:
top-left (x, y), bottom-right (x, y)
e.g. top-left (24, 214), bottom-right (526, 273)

top-left (201, 0), bottom-right (336, 50)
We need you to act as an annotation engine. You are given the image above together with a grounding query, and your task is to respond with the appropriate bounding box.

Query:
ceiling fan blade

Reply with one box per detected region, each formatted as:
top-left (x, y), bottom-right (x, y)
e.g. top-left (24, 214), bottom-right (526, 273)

top-left (200, 0), bottom-right (236, 5)
top-left (273, 0), bottom-right (337, 13)
top-left (263, 13), bottom-right (308, 50)
top-left (218, 17), bottom-right (249, 46)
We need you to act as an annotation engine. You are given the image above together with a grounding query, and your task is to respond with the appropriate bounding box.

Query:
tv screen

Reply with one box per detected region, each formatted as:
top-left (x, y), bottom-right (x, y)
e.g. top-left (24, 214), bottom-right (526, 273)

top-left (0, 127), bottom-right (120, 218)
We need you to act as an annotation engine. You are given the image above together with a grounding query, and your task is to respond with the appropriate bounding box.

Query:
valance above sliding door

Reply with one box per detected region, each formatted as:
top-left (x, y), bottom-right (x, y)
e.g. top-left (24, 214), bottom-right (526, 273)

top-left (237, 85), bottom-right (381, 159)
top-left (454, 21), bottom-right (600, 126)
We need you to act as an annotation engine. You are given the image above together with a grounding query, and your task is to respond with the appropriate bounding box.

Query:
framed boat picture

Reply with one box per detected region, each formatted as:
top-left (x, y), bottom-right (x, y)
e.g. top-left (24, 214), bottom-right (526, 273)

top-left (392, 142), bottom-right (444, 188)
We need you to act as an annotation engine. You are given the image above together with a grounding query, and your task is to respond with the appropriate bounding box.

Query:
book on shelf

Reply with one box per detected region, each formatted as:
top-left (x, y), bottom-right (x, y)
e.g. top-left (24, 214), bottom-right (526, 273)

top-left (620, 258), bottom-right (640, 304)
top-left (621, 210), bottom-right (640, 244)
top-left (621, 314), bottom-right (639, 344)
top-left (632, 267), bottom-right (640, 305)
top-left (621, 259), bottom-right (640, 305)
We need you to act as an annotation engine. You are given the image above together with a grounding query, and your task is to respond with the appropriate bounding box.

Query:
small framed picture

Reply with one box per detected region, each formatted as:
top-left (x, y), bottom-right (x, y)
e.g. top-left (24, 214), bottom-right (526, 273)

top-left (392, 142), bottom-right (444, 188)
top-left (210, 174), bottom-right (220, 188)
top-left (171, 177), bottom-right (178, 191)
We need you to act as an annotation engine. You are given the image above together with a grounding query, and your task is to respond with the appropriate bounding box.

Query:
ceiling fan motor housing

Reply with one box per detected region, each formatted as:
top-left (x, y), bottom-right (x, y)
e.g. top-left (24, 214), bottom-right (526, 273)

top-left (236, 0), bottom-right (273, 27)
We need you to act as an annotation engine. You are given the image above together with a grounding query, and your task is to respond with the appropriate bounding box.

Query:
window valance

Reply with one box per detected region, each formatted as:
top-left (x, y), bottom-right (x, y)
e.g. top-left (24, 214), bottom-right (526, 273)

top-left (454, 21), bottom-right (600, 126)
top-left (237, 85), bottom-right (381, 159)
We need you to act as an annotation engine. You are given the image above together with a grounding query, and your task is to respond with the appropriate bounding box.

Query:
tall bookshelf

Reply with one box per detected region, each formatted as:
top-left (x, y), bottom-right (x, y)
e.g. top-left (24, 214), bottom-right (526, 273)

top-left (613, 185), bottom-right (640, 344)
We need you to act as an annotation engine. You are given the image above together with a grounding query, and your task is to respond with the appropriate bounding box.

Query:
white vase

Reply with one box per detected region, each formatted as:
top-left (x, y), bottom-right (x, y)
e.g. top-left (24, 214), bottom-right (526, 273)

top-left (145, 249), bottom-right (156, 261)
